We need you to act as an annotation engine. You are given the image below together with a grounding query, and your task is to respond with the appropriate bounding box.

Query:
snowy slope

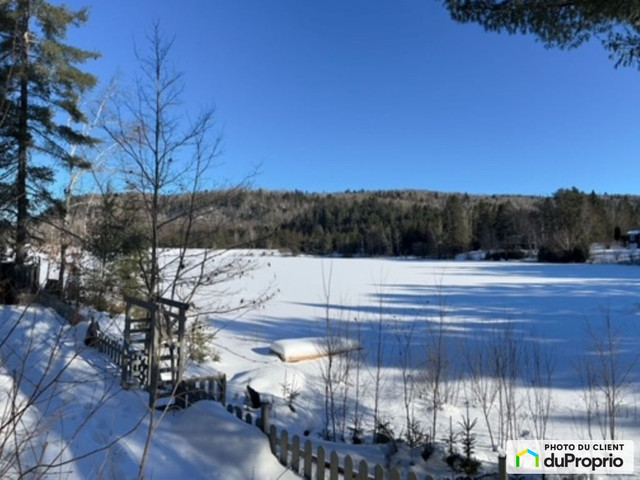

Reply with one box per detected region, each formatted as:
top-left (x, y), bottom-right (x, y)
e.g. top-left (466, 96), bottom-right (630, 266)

top-left (0, 305), bottom-right (297, 480)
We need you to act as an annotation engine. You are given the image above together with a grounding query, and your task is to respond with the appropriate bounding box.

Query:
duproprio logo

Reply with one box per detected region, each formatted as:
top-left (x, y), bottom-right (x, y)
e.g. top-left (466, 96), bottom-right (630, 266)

top-left (516, 448), bottom-right (539, 468)
top-left (507, 440), bottom-right (634, 474)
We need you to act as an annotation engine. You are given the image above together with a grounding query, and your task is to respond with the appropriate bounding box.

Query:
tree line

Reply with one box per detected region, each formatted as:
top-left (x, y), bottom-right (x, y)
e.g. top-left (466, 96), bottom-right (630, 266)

top-left (51, 186), bottom-right (640, 263)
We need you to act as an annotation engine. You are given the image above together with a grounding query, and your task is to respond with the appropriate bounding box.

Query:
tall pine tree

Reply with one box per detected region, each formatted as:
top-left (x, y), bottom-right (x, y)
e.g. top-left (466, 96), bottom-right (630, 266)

top-left (0, 0), bottom-right (98, 267)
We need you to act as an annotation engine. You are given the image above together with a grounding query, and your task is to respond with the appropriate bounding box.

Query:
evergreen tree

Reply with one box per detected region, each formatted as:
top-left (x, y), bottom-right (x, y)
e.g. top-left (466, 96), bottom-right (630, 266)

top-left (0, 0), bottom-right (98, 266)
top-left (442, 1), bottom-right (640, 69)
top-left (443, 195), bottom-right (471, 256)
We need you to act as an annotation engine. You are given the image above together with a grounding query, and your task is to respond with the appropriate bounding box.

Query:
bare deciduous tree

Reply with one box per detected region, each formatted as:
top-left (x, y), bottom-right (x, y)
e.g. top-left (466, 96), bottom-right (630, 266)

top-left (421, 282), bottom-right (456, 444)
top-left (394, 317), bottom-right (426, 453)
top-left (584, 307), bottom-right (638, 440)
top-left (465, 335), bottom-right (499, 451)
top-left (103, 24), bottom-right (273, 476)
top-left (526, 331), bottom-right (555, 441)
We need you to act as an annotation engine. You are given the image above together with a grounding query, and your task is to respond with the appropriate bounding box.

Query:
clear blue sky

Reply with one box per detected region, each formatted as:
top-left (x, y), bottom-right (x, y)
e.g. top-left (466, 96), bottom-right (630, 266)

top-left (63, 0), bottom-right (640, 196)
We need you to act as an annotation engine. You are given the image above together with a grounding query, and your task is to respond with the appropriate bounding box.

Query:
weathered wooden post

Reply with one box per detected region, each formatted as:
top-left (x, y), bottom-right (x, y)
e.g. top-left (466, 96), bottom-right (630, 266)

top-left (261, 401), bottom-right (271, 434)
top-left (279, 430), bottom-right (289, 466)
top-left (373, 464), bottom-right (384, 480)
top-left (357, 460), bottom-right (368, 480)
top-left (317, 446), bottom-right (326, 480)
top-left (269, 425), bottom-right (278, 455)
top-left (148, 305), bottom-right (159, 408)
top-left (344, 455), bottom-right (353, 480)
top-left (303, 440), bottom-right (313, 479)
top-left (177, 302), bottom-right (187, 382)
top-left (499, 453), bottom-right (507, 480)
top-left (329, 451), bottom-right (339, 480)
top-left (121, 300), bottom-right (132, 387)
top-left (291, 435), bottom-right (301, 473)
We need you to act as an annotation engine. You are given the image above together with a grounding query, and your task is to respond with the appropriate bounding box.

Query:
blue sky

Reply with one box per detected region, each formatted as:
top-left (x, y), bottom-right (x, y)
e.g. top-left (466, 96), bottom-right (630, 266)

top-left (63, 0), bottom-right (640, 196)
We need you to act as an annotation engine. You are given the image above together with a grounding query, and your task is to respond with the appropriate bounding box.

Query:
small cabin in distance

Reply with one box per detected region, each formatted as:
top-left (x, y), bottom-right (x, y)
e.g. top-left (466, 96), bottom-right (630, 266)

top-left (626, 230), bottom-right (640, 248)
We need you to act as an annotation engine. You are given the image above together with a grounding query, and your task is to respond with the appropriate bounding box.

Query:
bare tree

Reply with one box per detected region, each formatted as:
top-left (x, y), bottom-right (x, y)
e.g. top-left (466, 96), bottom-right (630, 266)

top-left (104, 24), bottom-right (220, 301)
top-left (53, 80), bottom-right (118, 299)
top-left (421, 282), bottom-right (456, 444)
top-left (465, 335), bottom-right (499, 451)
top-left (488, 322), bottom-right (522, 448)
top-left (575, 359), bottom-right (602, 440)
top-left (103, 24), bottom-right (272, 476)
top-left (584, 307), bottom-right (637, 440)
top-left (526, 331), bottom-right (555, 441)
top-left (394, 317), bottom-right (427, 456)
top-left (370, 280), bottom-right (389, 443)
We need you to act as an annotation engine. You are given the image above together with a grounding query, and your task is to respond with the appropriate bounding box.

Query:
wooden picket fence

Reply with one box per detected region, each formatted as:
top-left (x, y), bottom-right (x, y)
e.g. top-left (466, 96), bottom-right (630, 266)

top-left (91, 329), bottom-right (226, 407)
top-left (268, 424), bottom-right (427, 480)
top-left (94, 329), bottom-right (129, 367)
top-left (176, 374), bottom-right (226, 408)
top-left (223, 402), bottom-right (507, 480)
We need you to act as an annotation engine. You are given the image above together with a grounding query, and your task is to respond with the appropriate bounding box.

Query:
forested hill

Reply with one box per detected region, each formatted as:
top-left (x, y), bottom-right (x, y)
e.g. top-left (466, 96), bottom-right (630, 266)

top-left (65, 188), bottom-right (640, 262)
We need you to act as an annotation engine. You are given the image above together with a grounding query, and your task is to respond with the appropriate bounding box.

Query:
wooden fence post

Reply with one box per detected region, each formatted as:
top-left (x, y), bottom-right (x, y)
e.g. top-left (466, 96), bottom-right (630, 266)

top-left (261, 401), bottom-right (271, 434)
top-left (303, 440), bottom-right (313, 479)
top-left (269, 425), bottom-right (278, 455)
top-left (329, 451), bottom-right (339, 480)
top-left (407, 472), bottom-right (418, 480)
top-left (357, 459), bottom-right (368, 480)
top-left (344, 455), bottom-right (353, 480)
top-left (499, 453), bottom-right (507, 480)
top-left (280, 430), bottom-right (289, 466)
top-left (389, 467), bottom-right (400, 480)
top-left (373, 464), bottom-right (384, 480)
top-left (291, 435), bottom-right (301, 473)
top-left (234, 405), bottom-right (243, 419)
top-left (316, 446), bottom-right (325, 480)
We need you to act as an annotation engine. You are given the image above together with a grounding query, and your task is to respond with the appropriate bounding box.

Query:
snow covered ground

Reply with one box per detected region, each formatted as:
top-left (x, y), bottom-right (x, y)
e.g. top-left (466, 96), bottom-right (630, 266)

top-left (0, 305), bottom-right (298, 479)
top-left (590, 243), bottom-right (640, 264)
top-left (2, 253), bottom-right (639, 478)
top-left (204, 254), bottom-right (640, 478)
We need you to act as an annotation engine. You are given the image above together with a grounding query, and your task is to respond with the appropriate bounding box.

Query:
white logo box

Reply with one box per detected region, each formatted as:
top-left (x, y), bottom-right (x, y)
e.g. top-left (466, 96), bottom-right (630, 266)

top-left (506, 440), bottom-right (635, 475)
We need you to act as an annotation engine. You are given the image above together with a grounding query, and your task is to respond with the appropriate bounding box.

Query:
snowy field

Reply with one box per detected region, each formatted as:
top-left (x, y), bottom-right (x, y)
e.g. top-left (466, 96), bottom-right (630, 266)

top-left (1, 253), bottom-right (639, 478)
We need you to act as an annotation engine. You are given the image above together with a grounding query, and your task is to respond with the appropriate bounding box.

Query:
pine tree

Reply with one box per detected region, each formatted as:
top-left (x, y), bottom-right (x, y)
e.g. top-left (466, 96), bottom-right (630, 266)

top-left (442, 1), bottom-right (640, 69)
top-left (0, 0), bottom-right (99, 267)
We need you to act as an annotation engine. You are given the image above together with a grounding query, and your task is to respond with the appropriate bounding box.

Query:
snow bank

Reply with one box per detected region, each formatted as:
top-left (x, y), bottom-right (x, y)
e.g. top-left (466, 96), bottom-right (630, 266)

top-left (590, 243), bottom-right (640, 263)
top-left (270, 336), bottom-right (361, 362)
top-left (156, 401), bottom-right (299, 480)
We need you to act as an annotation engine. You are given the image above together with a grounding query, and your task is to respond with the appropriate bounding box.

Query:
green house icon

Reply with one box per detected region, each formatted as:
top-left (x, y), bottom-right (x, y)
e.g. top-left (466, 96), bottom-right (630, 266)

top-left (516, 449), bottom-right (539, 467)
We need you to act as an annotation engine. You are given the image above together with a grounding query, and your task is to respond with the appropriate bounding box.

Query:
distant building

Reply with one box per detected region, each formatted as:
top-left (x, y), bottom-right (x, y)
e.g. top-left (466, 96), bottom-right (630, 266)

top-left (626, 230), bottom-right (640, 248)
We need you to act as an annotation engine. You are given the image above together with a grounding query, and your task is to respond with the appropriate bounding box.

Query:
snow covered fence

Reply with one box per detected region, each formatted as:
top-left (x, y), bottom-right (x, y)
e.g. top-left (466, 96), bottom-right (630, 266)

top-left (266, 423), bottom-right (445, 480)
top-left (222, 401), bottom-right (508, 479)
top-left (225, 401), bottom-right (272, 433)
top-left (175, 374), bottom-right (227, 408)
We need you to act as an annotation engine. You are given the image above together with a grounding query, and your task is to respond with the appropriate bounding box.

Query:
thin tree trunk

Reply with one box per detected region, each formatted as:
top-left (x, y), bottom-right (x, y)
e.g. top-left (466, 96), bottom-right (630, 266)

top-left (16, 5), bottom-right (30, 268)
